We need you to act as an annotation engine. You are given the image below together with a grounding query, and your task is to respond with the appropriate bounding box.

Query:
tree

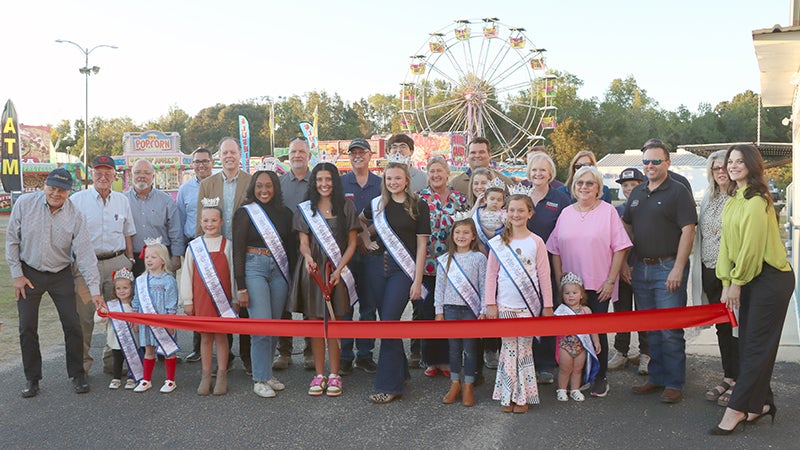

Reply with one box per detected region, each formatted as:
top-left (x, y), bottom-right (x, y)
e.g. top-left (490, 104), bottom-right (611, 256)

top-left (547, 116), bottom-right (601, 179)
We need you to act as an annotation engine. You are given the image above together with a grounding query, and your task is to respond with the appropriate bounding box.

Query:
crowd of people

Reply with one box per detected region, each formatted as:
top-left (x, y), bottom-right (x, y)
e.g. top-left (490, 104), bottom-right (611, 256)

top-left (7, 134), bottom-right (793, 432)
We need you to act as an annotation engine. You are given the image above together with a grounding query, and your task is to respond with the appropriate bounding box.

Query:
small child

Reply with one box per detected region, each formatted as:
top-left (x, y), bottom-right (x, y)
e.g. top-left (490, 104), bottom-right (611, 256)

top-left (554, 272), bottom-right (600, 402)
top-left (469, 167), bottom-right (493, 206)
top-left (94, 268), bottom-right (139, 390)
top-left (471, 183), bottom-right (506, 249)
top-left (434, 216), bottom-right (487, 407)
top-left (132, 239), bottom-right (180, 393)
top-left (181, 201), bottom-right (237, 396)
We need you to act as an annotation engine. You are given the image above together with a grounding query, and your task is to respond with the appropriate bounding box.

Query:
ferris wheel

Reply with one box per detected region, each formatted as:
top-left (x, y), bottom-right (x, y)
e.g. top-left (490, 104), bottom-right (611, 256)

top-left (400, 18), bottom-right (557, 162)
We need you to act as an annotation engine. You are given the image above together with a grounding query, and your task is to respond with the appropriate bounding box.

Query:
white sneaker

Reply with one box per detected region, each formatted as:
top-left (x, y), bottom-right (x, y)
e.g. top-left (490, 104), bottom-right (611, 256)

top-left (607, 351), bottom-right (628, 370)
top-left (133, 380), bottom-right (152, 393)
top-left (570, 389), bottom-right (585, 401)
top-left (108, 379), bottom-right (122, 390)
top-left (124, 379), bottom-right (136, 390)
top-left (556, 389), bottom-right (568, 402)
top-left (254, 382), bottom-right (276, 398)
top-left (267, 377), bottom-right (285, 391)
top-left (638, 354), bottom-right (651, 375)
top-left (159, 380), bottom-right (177, 393)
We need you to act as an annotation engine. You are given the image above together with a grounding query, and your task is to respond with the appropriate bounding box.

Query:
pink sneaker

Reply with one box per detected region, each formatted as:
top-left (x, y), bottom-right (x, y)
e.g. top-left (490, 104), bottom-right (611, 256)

top-left (308, 375), bottom-right (327, 396)
top-left (327, 374), bottom-right (342, 397)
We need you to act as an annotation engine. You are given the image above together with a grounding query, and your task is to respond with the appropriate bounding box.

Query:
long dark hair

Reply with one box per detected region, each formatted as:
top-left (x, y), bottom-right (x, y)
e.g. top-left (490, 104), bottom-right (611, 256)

top-left (244, 170), bottom-right (285, 208)
top-left (306, 162), bottom-right (348, 245)
top-left (725, 144), bottom-right (772, 211)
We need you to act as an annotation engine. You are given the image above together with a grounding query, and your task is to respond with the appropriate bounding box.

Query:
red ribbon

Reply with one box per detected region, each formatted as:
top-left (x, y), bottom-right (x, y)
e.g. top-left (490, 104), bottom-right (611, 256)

top-left (99, 303), bottom-right (735, 339)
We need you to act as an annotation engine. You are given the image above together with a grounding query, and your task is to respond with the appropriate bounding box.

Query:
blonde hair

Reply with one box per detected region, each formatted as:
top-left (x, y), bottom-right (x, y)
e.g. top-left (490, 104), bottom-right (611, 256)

top-left (380, 162), bottom-right (418, 220)
top-left (526, 153), bottom-right (556, 183)
top-left (144, 242), bottom-right (172, 274)
top-left (571, 166), bottom-right (604, 199)
top-left (566, 150), bottom-right (598, 196)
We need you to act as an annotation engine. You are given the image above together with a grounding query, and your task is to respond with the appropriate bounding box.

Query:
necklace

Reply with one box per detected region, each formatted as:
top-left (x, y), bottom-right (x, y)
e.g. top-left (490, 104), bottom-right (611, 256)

top-left (576, 200), bottom-right (599, 221)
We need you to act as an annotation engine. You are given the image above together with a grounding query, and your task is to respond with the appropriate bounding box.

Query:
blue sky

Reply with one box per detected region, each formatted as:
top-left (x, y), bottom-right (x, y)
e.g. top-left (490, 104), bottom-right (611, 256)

top-left (2, 0), bottom-right (792, 127)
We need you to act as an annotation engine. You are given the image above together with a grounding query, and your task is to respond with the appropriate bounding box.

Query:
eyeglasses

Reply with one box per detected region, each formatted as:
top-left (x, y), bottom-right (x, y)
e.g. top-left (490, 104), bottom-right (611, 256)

top-left (93, 172), bottom-right (115, 179)
top-left (711, 166), bottom-right (726, 173)
top-left (389, 143), bottom-right (410, 151)
top-left (575, 180), bottom-right (596, 187)
top-left (642, 159), bottom-right (664, 166)
top-left (349, 149), bottom-right (370, 156)
top-left (193, 159), bottom-right (212, 165)
top-left (573, 162), bottom-right (593, 170)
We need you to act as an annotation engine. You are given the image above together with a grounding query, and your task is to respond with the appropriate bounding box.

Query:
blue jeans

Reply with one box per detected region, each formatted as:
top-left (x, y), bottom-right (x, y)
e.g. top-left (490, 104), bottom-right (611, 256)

top-left (631, 259), bottom-right (688, 389)
top-left (444, 305), bottom-right (478, 383)
top-left (245, 253), bottom-right (289, 383)
top-left (374, 256), bottom-right (411, 395)
top-left (340, 253), bottom-right (382, 362)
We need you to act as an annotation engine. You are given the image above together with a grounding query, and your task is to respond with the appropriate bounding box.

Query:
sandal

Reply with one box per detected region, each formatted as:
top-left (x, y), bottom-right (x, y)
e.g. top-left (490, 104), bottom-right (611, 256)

top-left (369, 392), bottom-right (399, 404)
top-left (108, 379), bottom-right (122, 390)
top-left (717, 388), bottom-right (734, 407)
top-left (705, 381), bottom-right (732, 401)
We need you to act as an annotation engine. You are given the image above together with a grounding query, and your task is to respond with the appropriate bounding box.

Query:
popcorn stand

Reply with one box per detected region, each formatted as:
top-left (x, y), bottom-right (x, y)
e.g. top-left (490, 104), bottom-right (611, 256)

top-left (119, 130), bottom-right (191, 199)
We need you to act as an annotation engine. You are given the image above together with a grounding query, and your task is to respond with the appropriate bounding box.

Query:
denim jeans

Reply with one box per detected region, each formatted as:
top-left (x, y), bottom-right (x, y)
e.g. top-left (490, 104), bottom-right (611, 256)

top-left (444, 305), bottom-right (478, 383)
top-left (374, 256), bottom-right (412, 395)
top-left (340, 253), bottom-right (382, 362)
top-left (245, 253), bottom-right (289, 383)
top-left (631, 259), bottom-right (688, 389)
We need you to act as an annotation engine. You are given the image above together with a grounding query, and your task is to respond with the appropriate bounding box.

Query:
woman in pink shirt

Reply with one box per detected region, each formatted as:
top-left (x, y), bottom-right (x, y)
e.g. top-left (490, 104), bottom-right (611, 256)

top-left (546, 166), bottom-right (632, 398)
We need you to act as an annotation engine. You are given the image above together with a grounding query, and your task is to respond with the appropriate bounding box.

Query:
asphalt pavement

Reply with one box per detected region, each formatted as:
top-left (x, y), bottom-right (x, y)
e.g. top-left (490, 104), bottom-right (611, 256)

top-left (2, 327), bottom-right (798, 450)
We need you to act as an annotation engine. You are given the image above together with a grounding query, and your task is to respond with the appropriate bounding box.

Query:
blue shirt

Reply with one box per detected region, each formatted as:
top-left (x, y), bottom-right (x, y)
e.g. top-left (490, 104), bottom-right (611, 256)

top-left (126, 188), bottom-right (184, 256)
top-left (527, 187), bottom-right (571, 243)
top-left (341, 171), bottom-right (382, 214)
top-left (176, 177), bottom-right (200, 240)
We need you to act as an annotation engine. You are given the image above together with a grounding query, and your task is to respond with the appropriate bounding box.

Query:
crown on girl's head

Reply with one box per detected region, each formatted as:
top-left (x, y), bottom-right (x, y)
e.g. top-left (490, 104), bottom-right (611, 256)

top-left (451, 210), bottom-right (473, 222)
top-left (143, 236), bottom-right (163, 246)
top-left (112, 267), bottom-right (135, 283)
top-left (386, 152), bottom-right (411, 165)
top-left (487, 177), bottom-right (506, 190)
top-left (260, 157), bottom-right (279, 173)
top-left (561, 272), bottom-right (584, 287)
top-left (507, 183), bottom-right (532, 196)
top-left (318, 150), bottom-right (340, 165)
top-left (200, 197), bottom-right (220, 208)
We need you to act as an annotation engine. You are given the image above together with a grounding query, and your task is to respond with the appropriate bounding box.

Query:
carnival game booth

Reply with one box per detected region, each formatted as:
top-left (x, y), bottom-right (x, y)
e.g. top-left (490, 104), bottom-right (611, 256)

top-left (120, 130), bottom-right (190, 199)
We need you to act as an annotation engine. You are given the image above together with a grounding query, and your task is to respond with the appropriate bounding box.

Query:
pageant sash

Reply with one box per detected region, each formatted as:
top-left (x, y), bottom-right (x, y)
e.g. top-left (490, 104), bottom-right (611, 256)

top-left (298, 201), bottom-right (358, 305)
top-left (243, 203), bottom-right (291, 283)
top-left (437, 253), bottom-right (482, 316)
top-left (473, 207), bottom-right (503, 247)
top-left (487, 235), bottom-right (542, 316)
top-left (188, 237), bottom-right (237, 319)
top-left (108, 299), bottom-right (144, 381)
top-left (555, 304), bottom-right (600, 384)
top-left (135, 276), bottom-right (179, 356)
top-left (371, 197), bottom-right (428, 298)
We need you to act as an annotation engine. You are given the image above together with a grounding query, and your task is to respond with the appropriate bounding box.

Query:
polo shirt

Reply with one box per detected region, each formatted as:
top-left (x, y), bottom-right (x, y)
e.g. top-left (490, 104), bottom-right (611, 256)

top-left (341, 171), bottom-right (382, 214)
top-left (527, 187), bottom-right (571, 243)
top-left (623, 177), bottom-right (697, 259)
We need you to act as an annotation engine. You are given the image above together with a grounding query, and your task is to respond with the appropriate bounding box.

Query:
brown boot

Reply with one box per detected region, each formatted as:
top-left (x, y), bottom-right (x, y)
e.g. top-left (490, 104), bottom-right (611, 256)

top-left (213, 369), bottom-right (227, 395)
top-left (442, 381), bottom-right (460, 404)
top-left (461, 382), bottom-right (475, 407)
top-left (197, 371), bottom-right (212, 396)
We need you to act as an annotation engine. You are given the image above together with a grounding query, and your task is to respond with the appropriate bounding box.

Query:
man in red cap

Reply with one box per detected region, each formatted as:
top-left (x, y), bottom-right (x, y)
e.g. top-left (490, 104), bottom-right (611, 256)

top-left (71, 155), bottom-right (137, 374)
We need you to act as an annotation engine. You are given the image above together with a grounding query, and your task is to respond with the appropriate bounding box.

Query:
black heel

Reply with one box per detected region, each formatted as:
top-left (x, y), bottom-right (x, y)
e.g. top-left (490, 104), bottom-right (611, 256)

top-left (749, 402), bottom-right (777, 425)
top-left (709, 414), bottom-right (748, 435)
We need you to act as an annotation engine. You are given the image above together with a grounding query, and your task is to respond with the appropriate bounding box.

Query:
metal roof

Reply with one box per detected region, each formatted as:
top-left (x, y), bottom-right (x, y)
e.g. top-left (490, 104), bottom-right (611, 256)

top-left (597, 149), bottom-right (707, 168)
top-left (678, 142), bottom-right (793, 159)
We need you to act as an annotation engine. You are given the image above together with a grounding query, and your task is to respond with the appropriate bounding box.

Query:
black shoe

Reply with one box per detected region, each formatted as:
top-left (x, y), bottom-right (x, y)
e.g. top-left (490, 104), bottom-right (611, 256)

top-left (21, 380), bottom-right (40, 398)
top-left (72, 374), bottom-right (90, 394)
top-left (183, 351), bottom-right (201, 363)
top-left (408, 352), bottom-right (421, 369)
top-left (474, 372), bottom-right (486, 387)
top-left (355, 358), bottom-right (377, 374)
top-left (709, 414), bottom-right (747, 435)
top-left (748, 402), bottom-right (777, 425)
top-left (339, 359), bottom-right (354, 376)
top-left (244, 361), bottom-right (253, 376)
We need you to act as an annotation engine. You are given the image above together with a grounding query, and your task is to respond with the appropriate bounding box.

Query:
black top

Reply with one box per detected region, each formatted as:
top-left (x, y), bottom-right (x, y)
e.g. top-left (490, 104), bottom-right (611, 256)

top-left (623, 177), bottom-right (697, 259)
top-left (232, 201), bottom-right (298, 287)
top-left (668, 170), bottom-right (692, 193)
top-left (363, 197), bottom-right (432, 255)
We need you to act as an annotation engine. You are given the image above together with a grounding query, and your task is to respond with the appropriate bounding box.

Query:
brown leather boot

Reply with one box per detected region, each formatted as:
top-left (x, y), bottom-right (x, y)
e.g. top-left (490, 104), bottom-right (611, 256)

top-left (213, 369), bottom-right (227, 395)
top-left (442, 380), bottom-right (460, 404)
top-left (461, 382), bottom-right (475, 407)
top-left (197, 371), bottom-right (212, 396)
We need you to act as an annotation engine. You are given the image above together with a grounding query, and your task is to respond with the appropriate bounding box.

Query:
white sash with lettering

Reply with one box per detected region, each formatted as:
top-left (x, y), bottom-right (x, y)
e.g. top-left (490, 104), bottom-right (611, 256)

top-left (554, 304), bottom-right (600, 384)
top-left (297, 201), bottom-right (358, 305)
top-left (108, 299), bottom-right (144, 381)
top-left (473, 206), bottom-right (503, 247)
top-left (188, 237), bottom-right (237, 318)
top-left (243, 203), bottom-right (291, 283)
top-left (437, 253), bottom-right (481, 316)
top-left (371, 197), bottom-right (428, 298)
top-left (487, 235), bottom-right (542, 316)
top-left (136, 276), bottom-right (179, 357)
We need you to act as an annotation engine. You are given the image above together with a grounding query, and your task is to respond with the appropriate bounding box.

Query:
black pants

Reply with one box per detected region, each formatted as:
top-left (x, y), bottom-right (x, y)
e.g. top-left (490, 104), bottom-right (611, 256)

top-left (586, 289), bottom-right (610, 381)
top-left (277, 311), bottom-right (312, 358)
top-left (112, 349), bottom-right (125, 379)
top-left (701, 265), bottom-right (739, 379)
top-left (613, 279), bottom-right (650, 356)
top-left (728, 264), bottom-right (794, 413)
top-left (228, 307), bottom-right (251, 365)
top-left (18, 264), bottom-right (84, 381)
top-left (419, 276), bottom-right (448, 366)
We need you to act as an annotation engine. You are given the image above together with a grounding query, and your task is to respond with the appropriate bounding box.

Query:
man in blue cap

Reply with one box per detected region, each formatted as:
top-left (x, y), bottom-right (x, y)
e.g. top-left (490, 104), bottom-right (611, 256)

top-left (6, 168), bottom-right (103, 397)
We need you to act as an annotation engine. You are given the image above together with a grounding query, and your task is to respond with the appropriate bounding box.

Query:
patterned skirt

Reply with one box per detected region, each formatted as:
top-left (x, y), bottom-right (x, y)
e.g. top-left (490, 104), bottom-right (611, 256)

top-left (492, 307), bottom-right (539, 406)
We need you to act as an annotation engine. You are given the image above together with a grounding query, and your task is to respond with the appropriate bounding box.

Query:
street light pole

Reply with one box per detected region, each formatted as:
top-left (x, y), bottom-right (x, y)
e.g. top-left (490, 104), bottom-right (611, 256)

top-left (55, 39), bottom-right (117, 188)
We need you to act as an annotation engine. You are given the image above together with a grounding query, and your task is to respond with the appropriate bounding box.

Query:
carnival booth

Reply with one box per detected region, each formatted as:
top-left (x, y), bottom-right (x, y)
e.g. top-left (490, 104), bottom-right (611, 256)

top-left (120, 130), bottom-right (190, 199)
